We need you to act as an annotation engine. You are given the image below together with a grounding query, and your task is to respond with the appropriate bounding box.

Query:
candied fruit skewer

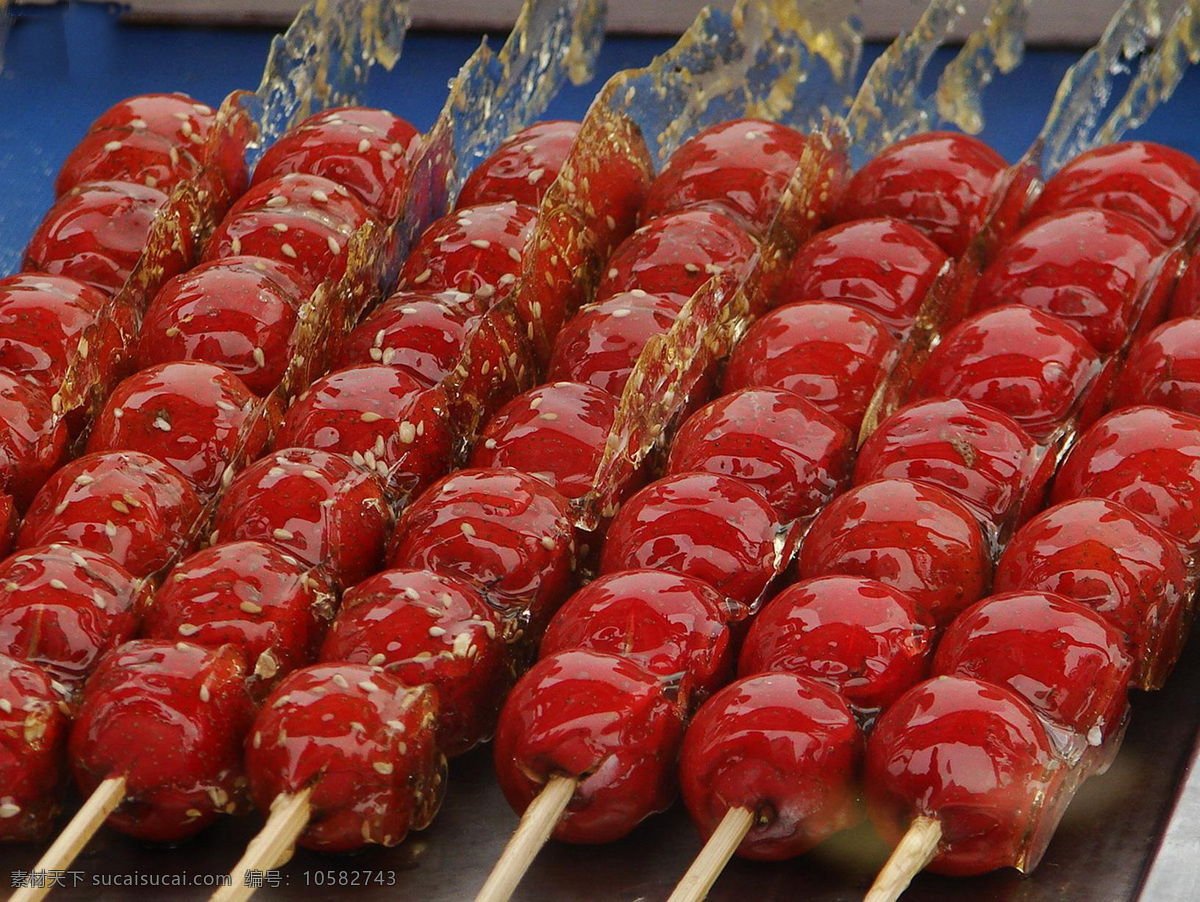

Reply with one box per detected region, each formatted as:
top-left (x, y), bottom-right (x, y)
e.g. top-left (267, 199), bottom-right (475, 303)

top-left (12, 641), bottom-right (255, 902)
top-left (212, 665), bottom-right (445, 902)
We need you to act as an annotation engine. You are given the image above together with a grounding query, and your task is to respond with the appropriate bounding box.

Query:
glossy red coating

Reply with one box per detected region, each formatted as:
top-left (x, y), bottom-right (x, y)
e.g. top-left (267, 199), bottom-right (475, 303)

top-left (722, 300), bottom-right (897, 431)
top-left (1170, 254), bottom-right (1200, 318)
top-left (798, 478), bottom-right (991, 629)
top-left (245, 664), bottom-right (444, 852)
top-left (641, 118), bottom-right (812, 237)
top-left (69, 640), bottom-right (255, 842)
top-left (333, 289), bottom-right (479, 385)
top-left (1052, 405), bottom-right (1200, 553)
top-left (0, 653), bottom-right (71, 842)
top-left (276, 363), bottom-right (452, 500)
top-left (914, 304), bottom-right (1102, 441)
top-left (865, 676), bottom-right (1064, 876)
top-left (398, 201), bottom-right (537, 308)
top-left (0, 274), bottom-right (115, 389)
top-left (24, 180), bottom-right (190, 294)
top-left (539, 570), bottom-right (735, 705)
top-left (144, 541), bottom-right (333, 694)
top-left (595, 209), bottom-right (758, 306)
top-left (212, 447), bottom-right (390, 588)
top-left (253, 106), bottom-right (419, 220)
top-left (55, 127), bottom-right (200, 197)
top-left (547, 291), bottom-right (689, 397)
top-left (740, 575), bottom-right (932, 716)
top-left (387, 468), bottom-right (576, 641)
top-left (933, 591), bottom-right (1133, 755)
top-left (776, 217), bottom-right (949, 337)
top-left (855, 397), bottom-right (1050, 527)
top-left (0, 373), bottom-right (67, 509)
top-left (135, 256), bottom-right (312, 395)
top-left (600, 472), bottom-right (782, 609)
top-left (0, 495), bottom-right (14, 559)
top-left (667, 386), bottom-right (853, 523)
top-left (88, 92), bottom-right (216, 147)
top-left (204, 173), bottom-right (374, 287)
top-left (493, 649), bottom-right (685, 844)
top-left (457, 120), bottom-right (581, 208)
top-left (972, 208), bottom-right (1174, 353)
top-left (0, 544), bottom-right (148, 689)
top-left (679, 672), bottom-right (862, 861)
top-left (1112, 316), bottom-right (1200, 414)
top-left (994, 497), bottom-right (1189, 689)
top-left (19, 450), bottom-right (202, 579)
top-left (88, 361), bottom-right (275, 498)
top-left (1027, 140), bottom-right (1200, 246)
top-left (837, 131), bottom-right (1006, 256)
top-left (319, 568), bottom-right (506, 757)
top-left (470, 381), bottom-right (624, 501)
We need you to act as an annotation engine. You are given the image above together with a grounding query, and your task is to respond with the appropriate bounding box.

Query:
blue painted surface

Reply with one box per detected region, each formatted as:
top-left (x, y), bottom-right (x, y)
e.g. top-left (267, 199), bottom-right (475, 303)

top-left (2, 3), bottom-right (1199, 270)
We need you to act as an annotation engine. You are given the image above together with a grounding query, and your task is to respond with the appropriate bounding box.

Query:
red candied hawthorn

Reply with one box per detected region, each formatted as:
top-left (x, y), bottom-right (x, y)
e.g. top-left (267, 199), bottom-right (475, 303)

top-left (253, 106), bottom-right (420, 220)
top-left (89, 92), bottom-right (216, 147)
top-left (87, 361), bottom-right (276, 498)
top-left (24, 180), bottom-right (192, 294)
top-left (143, 541), bottom-right (333, 692)
top-left (1112, 317), bottom-right (1200, 415)
top-left (494, 649), bottom-right (685, 844)
top-left (547, 291), bottom-right (689, 397)
top-left (18, 451), bottom-right (202, 579)
top-left (69, 640), bottom-right (255, 842)
top-left (245, 664), bottom-right (445, 852)
top-left (836, 131), bottom-right (1006, 257)
top-left (135, 256), bottom-right (312, 395)
top-left (995, 497), bottom-right (1189, 690)
top-left (667, 387), bottom-right (853, 523)
top-left (0, 544), bottom-right (149, 689)
top-left (275, 363), bottom-right (453, 499)
top-left (641, 118), bottom-right (813, 237)
top-left (387, 468), bottom-right (576, 641)
top-left (971, 208), bottom-right (1174, 353)
top-left (204, 173), bottom-right (374, 287)
top-left (539, 570), bottom-right (736, 705)
top-left (0, 274), bottom-right (117, 389)
top-left (722, 300), bottom-right (897, 432)
top-left (0, 373), bottom-right (67, 509)
top-left (319, 568), bottom-right (506, 757)
top-left (595, 210), bottom-right (758, 307)
top-left (398, 202), bottom-right (537, 308)
top-left (933, 591), bottom-right (1133, 759)
top-left (914, 304), bottom-right (1103, 441)
top-left (0, 495), bottom-right (14, 559)
top-left (212, 448), bottom-right (390, 589)
top-left (679, 672), bottom-right (862, 861)
top-left (775, 217), bottom-right (949, 338)
top-left (457, 120), bottom-right (581, 208)
top-left (798, 478), bottom-right (991, 629)
top-left (55, 128), bottom-right (200, 197)
top-left (1052, 405), bottom-right (1200, 553)
top-left (470, 381), bottom-right (626, 501)
top-left (333, 289), bottom-right (479, 385)
top-left (1027, 140), bottom-right (1200, 246)
top-left (0, 653), bottom-right (71, 842)
top-left (600, 472), bottom-right (783, 609)
top-left (855, 397), bottom-right (1051, 528)
top-left (739, 576), bottom-right (932, 716)
top-left (865, 676), bottom-right (1065, 876)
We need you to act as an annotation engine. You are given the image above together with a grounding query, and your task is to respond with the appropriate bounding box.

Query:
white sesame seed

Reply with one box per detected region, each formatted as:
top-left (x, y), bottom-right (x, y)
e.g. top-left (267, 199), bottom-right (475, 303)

top-left (104, 140), bottom-right (122, 152)
top-left (239, 601), bottom-right (262, 615)
top-left (272, 528), bottom-right (294, 541)
top-left (266, 195), bottom-right (288, 207)
top-left (327, 236), bottom-right (341, 255)
top-left (178, 623), bottom-right (200, 636)
top-left (281, 243), bottom-right (298, 259)
top-left (373, 761), bottom-right (393, 775)
top-left (48, 578), bottom-right (68, 591)
top-left (460, 522), bottom-right (476, 537)
top-left (411, 268), bottom-right (432, 285)
top-left (153, 416), bottom-right (171, 432)
top-left (360, 411), bottom-right (382, 423)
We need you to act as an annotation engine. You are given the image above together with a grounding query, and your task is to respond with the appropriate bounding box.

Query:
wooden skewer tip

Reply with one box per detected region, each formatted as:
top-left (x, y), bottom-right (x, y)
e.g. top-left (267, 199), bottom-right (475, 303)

top-left (474, 773), bottom-right (578, 902)
top-left (11, 775), bottom-right (128, 902)
top-left (864, 816), bottom-right (943, 902)
top-left (210, 786), bottom-right (314, 902)
top-left (667, 805), bottom-right (757, 902)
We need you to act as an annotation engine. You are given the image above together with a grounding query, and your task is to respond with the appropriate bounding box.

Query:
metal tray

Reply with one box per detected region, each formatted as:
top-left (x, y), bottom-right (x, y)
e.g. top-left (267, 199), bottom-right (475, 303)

top-left (3, 626), bottom-right (1198, 902)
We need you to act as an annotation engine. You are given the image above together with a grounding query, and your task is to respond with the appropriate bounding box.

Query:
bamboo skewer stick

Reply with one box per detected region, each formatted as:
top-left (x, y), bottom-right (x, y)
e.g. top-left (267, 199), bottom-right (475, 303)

top-left (210, 787), bottom-right (315, 902)
top-left (666, 806), bottom-right (757, 902)
top-left (864, 816), bottom-right (943, 902)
